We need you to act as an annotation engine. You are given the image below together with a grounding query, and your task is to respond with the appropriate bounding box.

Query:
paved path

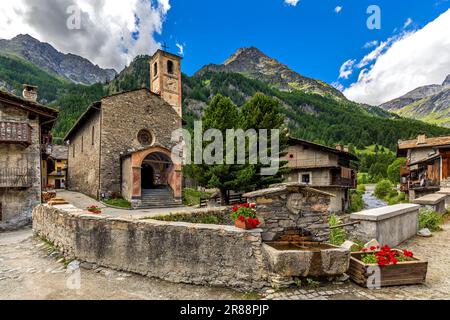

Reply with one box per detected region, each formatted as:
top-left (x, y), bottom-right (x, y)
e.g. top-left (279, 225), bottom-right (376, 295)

top-left (0, 228), bottom-right (241, 300)
top-left (56, 190), bottom-right (224, 219)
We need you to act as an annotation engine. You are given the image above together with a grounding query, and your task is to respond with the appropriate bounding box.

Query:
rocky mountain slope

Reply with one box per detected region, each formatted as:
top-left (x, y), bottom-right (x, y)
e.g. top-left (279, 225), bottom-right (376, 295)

top-left (195, 47), bottom-right (345, 99)
top-left (380, 75), bottom-right (450, 126)
top-left (0, 34), bottom-right (116, 85)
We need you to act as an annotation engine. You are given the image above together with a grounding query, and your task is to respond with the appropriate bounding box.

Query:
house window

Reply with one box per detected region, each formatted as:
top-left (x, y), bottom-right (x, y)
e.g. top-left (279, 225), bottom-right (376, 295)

top-left (81, 136), bottom-right (84, 153)
top-left (167, 60), bottom-right (174, 74)
top-left (92, 126), bottom-right (95, 145)
top-left (72, 144), bottom-right (75, 158)
top-left (300, 173), bottom-right (311, 184)
top-left (153, 62), bottom-right (158, 76)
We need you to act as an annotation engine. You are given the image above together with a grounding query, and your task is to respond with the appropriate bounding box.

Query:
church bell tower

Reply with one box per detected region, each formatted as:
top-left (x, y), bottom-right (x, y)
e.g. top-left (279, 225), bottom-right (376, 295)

top-left (149, 49), bottom-right (183, 117)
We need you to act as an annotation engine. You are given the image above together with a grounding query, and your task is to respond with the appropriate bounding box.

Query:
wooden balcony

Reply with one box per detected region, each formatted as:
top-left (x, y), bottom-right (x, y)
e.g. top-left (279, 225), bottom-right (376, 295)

top-left (0, 122), bottom-right (32, 146)
top-left (0, 168), bottom-right (32, 188)
top-left (331, 168), bottom-right (357, 188)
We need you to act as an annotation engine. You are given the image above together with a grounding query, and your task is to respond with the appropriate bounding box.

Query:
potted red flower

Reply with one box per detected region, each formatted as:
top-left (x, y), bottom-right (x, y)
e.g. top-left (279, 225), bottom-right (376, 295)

top-left (87, 205), bottom-right (102, 215)
top-left (230, 203), bottom-right (260, 230)
top-left (349, 244), bottom-right (428, 287)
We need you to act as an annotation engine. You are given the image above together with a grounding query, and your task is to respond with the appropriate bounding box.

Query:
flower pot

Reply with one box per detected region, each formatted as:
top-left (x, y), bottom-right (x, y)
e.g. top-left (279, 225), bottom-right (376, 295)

top-left (348, 250), bottom-right (428, 288)
top-left (235, 219), bottom-right (249, 229)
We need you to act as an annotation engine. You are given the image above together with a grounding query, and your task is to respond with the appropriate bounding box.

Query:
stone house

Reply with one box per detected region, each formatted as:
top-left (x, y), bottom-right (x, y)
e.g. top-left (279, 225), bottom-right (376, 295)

top-left (64, 50), bottom-right (183, 208)
top-left (282, 137), bottom-right (358, 213)
top-left (0, 86), bottom-right (58, 230)
top-left (43, 145), bottom-right (68, 189)
top-left (398, 134), bottom-right (450, 199)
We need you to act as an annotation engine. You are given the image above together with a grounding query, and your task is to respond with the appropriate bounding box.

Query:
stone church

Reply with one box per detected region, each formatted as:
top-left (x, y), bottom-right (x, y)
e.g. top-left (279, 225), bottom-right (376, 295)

top-left (64, 50), bottom-right (183, 208)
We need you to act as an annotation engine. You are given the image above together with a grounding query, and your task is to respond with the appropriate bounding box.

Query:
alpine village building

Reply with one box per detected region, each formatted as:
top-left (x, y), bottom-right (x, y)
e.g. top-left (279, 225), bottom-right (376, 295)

top-left (283, 138), bottom-right (358, 212)
top-left (64, 50), bottom-right (183, 208)
top-left (398, 134), bottom-right (450, 200)
top-left (0, 85), bottom-right (58, 231)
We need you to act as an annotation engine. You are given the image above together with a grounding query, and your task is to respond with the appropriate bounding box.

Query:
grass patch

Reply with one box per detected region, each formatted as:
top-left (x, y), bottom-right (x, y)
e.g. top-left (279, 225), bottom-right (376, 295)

top-left (419, 208), bottom-right (444, 232)
top-left (182, 188), bottom-right (212, 206)
top-left (240, 292), bottom-right (262, 300)
top-left (152, 212), bottom-right (232, 225)
top-left (104, 198), bottom-right (132, 209)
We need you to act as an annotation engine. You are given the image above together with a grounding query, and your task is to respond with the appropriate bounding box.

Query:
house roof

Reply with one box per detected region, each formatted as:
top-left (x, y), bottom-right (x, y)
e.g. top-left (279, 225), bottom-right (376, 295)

top-left (288, 137), bottom-right (359, 161)
top-left (50, 145), bottom-right (68, 160)
top-left (398, 135), bottom-right (450, 150)
top-left (0, 89), bottom-right (58, 123)
top-left (243, 183), bottom-right (336, 198)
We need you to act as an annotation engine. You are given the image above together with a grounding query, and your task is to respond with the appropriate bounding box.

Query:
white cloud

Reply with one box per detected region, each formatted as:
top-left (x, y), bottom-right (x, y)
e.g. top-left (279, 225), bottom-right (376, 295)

top-left (334, 6), bottom-right (342, 14)
top-left (403, 17), bottom-right (413, 29)
top-left (284, 0), bottom-right (300, 6)
top-left (338, 59), bottom-right (356, 79)
top-left (0, 0), bottom-right (171, 71)
top-left (356, 36), bottom-right (397, 69)
top-left (332, 81), bottom-right (344, 92)
top-left (363, 40), bottom-right (379, 49)
top-left (176, 43), bottom-right (184, 56)
top-left (344, 9), bottom-right (450, 105)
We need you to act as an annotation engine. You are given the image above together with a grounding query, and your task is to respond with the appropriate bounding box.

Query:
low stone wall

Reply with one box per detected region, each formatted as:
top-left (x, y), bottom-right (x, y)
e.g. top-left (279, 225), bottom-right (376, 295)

top-left (413, 193), bottom-right (447, 214)
top-left (32, 204), bottom-right (268, 291)
top-left (350, 204), bottom-right (421, 247)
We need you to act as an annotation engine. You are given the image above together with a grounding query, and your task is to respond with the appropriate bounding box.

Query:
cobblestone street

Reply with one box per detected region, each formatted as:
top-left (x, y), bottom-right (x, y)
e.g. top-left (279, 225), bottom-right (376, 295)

top-left (1, 220), bottom-right (449, 300)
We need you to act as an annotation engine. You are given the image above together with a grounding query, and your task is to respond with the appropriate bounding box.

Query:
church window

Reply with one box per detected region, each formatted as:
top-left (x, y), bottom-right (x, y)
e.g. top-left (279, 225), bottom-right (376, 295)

top-left (153, 62), bottom-right (158, 77)
top-left (167, 60), bottom-right (174, 74)
top-left (137, 129), bottom-right (153, 146)
top-left (92, 126), bottom-right (95, 145)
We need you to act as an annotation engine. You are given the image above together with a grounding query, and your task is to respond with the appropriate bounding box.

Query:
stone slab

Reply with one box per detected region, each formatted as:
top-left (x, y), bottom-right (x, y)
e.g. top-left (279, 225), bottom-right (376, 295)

top-left (413, 193), bottom-right (447, 205)
top-left (350, 204), bottom-right (421, 222)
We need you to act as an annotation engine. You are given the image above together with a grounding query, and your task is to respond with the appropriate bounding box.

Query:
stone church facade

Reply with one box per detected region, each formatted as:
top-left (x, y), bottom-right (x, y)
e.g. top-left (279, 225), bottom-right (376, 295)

top-left (64, 50), bottom-right (183, 208)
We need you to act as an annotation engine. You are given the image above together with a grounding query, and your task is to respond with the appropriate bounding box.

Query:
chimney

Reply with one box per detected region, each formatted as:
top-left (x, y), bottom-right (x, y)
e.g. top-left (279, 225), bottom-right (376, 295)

top-left (417, 134), bottom-right (427, 145)
top-left (335, 144), bottom-right (342, 151)
top-left (22, 84), bottom-right (38, 102)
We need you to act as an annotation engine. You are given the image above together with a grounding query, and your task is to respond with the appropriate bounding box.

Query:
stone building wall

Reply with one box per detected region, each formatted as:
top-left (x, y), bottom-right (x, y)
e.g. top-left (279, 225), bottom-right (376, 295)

top-left (99, 89), bottom-right (181, 197)
top-left (245, 184), bottom-right (332, 242)
top-left (32, 204), bottom-right (268, 291)
top-left (0, 104), bottom-right (42, 231)
top-left (67, 110), bottom-right (101, 199)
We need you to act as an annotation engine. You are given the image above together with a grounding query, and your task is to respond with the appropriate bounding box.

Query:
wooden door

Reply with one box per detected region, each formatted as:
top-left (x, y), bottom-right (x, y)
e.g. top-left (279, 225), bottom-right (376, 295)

top-left (443, 157), bottom-right (450, 179)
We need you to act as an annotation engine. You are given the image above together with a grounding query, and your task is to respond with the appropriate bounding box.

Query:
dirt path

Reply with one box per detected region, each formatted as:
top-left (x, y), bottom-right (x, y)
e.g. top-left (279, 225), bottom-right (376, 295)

top-left (0, 228), bottom-right (241, 300)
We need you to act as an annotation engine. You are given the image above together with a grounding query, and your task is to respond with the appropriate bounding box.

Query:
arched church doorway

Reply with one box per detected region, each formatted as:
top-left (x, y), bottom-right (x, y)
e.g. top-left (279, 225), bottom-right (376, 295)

top-left (140, 152), bottom-right (173, 191)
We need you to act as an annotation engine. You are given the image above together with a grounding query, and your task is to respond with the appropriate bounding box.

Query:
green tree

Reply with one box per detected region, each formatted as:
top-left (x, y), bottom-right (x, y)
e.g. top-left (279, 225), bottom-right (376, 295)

top-left (387, 158), bottom-right (406, 184)
top-left (183, 95), bottom-right (240, 203)
top-left (239, 93), bottom-right (290, 190)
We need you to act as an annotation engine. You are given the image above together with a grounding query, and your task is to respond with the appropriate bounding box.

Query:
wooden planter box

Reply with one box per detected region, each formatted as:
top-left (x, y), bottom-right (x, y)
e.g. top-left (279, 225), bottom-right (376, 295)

top-left (348, 250), bottom-right (428, 288)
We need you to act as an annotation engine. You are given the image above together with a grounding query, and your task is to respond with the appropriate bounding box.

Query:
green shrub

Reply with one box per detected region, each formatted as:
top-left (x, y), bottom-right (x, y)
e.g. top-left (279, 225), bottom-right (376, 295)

top-left (357, 184), bottom-right (366, 193)
top-left (329, 214), bottom-right (347, 246)
top-left (419, 208), bottom-right (444, 232)
top-left (374, 179), bottom-right (394, 199)
top-left (348, 189), bottom-right (365, 213)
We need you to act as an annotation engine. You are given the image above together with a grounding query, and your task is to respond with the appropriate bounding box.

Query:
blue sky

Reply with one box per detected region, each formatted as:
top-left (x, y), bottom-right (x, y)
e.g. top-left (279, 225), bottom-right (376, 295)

top-left (160, 0), bottom-right (448, 79)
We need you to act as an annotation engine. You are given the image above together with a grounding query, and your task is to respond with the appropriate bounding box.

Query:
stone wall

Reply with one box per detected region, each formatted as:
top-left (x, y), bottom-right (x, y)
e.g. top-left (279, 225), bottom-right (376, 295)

top-left (32, 204), bottom-right (268, 291)
top-left (67, 109), bottom-right (101, 199)
top-left (244, 184), bottom-right (332, 242)
top-left (0, 104), bottom-right (41, 231)
top-left (100, 89), bottom-right (181, 197)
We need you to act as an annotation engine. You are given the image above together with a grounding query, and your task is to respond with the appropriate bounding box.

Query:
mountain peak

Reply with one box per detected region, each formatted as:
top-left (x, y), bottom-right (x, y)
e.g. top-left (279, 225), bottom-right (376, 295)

top-left (443, 74), bottom-right (450, 87)
top-left (196, 47), bottom-right (344, 99)
top-left (0, 34), bottom-right (116, 84)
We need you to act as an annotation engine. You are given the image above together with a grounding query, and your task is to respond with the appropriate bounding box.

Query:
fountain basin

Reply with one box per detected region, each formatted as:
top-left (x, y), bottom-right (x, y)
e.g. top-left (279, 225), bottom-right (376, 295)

top-left (262, 242), bottom-right (350, 277)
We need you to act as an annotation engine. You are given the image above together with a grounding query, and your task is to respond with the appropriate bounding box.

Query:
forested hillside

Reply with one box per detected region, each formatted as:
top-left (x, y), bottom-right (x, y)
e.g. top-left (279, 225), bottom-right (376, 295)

top-left (1, 52), bottom-right (450, 151)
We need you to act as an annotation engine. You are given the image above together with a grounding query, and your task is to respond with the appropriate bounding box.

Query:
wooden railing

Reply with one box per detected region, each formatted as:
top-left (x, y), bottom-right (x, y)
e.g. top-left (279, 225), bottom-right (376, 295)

top-left (0, 168), bottom-right (32, 188)
top-left (0, 122), bottom-right (32, 145)
top-left (200, 193), bottom-right (248, 207)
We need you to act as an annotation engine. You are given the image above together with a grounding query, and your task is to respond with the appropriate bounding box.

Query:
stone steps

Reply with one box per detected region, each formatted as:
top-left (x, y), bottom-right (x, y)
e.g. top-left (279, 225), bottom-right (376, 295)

top-left (137, 188), bottom-right (183, 208)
